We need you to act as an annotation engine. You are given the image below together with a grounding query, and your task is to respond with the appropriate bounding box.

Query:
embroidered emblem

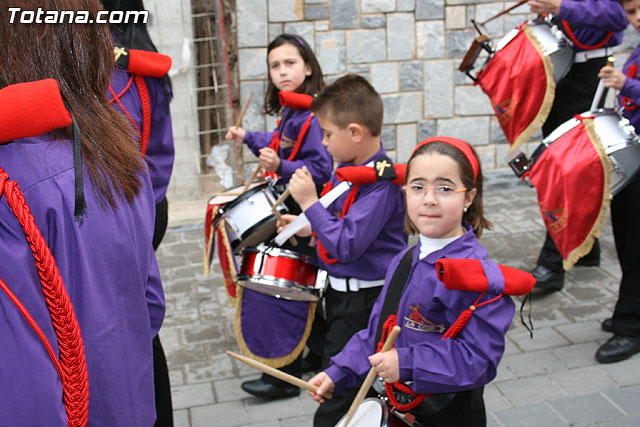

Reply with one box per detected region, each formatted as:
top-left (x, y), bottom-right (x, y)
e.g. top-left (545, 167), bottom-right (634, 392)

top-left (279, 135), bottom-right (294, 149)
top-left (494, 96), bottom-right (516, 127)
top-left (113, 46), bottom-right (128, 62)
top-left (404, 304), bottom-right (446, 333)
top-left (541, 201), bottom-right (567, 233)
top-left (374, 156), bottom-right (396, 180)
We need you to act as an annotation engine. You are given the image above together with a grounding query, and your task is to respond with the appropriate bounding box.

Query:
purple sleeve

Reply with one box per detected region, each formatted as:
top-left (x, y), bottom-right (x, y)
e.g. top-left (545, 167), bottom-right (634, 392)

top-left (305, 182), bottom-right (400, 263)
top-left (278, 116), bottom-right (332, 186)
top-left (395, 293), bottom-right (514, 394)
top-left (146, 252), bottom-right (165, 336)
top-left (145, 78), bottom-right (174, 204)
top-left (621, 76), bottom-right (640, 104)
top-left (558, 0), bottom-right (627, 30)
top-left (244, 130), bottom-right (275, 158)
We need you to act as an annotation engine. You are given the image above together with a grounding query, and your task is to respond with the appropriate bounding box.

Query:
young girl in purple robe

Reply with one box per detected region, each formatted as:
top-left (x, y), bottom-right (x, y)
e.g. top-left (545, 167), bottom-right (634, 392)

top-left (308, 137), bottom-right (522, 426)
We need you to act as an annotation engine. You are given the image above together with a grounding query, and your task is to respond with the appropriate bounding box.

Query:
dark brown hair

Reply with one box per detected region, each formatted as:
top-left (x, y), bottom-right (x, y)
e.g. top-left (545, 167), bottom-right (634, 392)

top-left (404, 141), bottom-right (492, 238)
top-left (264, 34), bottom-right (325, 115)
top-left (310, 74), bottom-right (383, 136)
top-left (0, 0), bottom-right (144, 208)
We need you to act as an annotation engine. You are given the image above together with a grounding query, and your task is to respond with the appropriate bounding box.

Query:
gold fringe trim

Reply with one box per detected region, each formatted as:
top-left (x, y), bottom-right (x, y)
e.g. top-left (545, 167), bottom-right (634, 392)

top-left (203, 222), bottom-right (215, 278)
top-left (217, 218), bottom-right (238, 307)
top-left (233, 285), bottom-right (316, 368)
top-left (510, 26), bottom-right (556, 153)
top-left (562, 118), bottom-right (613, 270)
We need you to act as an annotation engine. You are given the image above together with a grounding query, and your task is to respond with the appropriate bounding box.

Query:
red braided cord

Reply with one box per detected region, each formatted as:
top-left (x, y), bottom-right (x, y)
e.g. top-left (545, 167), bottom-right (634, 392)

top-left (316, 185), bottom-right (360, 264)
top-left (288, 113), bottom-right (313, 161)
top-left (561, 21), bottom-right (613, 50)
top-left (0, 167), bottom-right (89, 427)
top-left (108, 83), bottom-right (141, 137)
top-left (108, 75), bottom-right (134, 102)
top-left (134, 75), bottom-right (152, 156)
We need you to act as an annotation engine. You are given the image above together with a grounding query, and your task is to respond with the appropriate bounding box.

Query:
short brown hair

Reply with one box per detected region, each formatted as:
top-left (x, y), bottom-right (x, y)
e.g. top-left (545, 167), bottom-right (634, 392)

top-left (310, 74), bottom-right (383, 136)
top-left (404, 141), bottom-right (492, 238)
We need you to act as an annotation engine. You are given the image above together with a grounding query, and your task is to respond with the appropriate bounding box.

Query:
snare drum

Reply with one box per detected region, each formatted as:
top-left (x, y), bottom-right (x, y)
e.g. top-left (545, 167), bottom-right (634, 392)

top-left (539, 109), bottom-right (640, 196)
top-left (210, 183), bottom-right (288, 251)
top-left (237, 246), bottom-right (325, 302)
top-left (334, 398), bottom-right (390, 427)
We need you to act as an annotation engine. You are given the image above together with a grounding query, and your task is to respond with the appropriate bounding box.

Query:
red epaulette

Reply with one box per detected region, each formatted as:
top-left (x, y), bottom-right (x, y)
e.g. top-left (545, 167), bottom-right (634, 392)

top-left (279, 91), bottom-right (313, 110)
top-left (336, 159), bottom-right (407, 186)
top-left (0, 79), bottom-right (71, 143)
top-left (436, 258), bottom-right (535, 296)
top-left (113, 44), bottom-right (172, 78)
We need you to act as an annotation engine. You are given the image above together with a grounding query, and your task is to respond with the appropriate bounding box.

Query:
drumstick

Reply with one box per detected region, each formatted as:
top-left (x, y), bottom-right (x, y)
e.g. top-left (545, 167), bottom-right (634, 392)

top-left (343, 325), bottom-right (401, 427)
top-left (211, 191), bottom-right (243, 197)
top-left (262, 189), bottom-right (297, 246)
top-left (226, 351), bottom-right (333, 399)
top-left (234, 91), bottom-right (253, 128)
top-left (242, 165), bottom-right (261, 193)
top-left (590, 57), bottom-right (616, 111)
top-left (273, 166), bottom-right (311, 207)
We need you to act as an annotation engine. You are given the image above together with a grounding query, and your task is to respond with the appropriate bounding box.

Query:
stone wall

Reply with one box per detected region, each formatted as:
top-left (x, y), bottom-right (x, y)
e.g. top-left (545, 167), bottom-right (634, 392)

top-left (235, 0), bottom-right (640, 176)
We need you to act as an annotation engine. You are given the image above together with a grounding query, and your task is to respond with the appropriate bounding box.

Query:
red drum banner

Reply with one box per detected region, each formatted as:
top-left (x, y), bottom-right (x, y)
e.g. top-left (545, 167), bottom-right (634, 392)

top-left (477, 25), bottom-right (554, 152)
top-left (204, 205), bottom-right (238, 306)
top-left (528, 118), bottom-right (612, 270)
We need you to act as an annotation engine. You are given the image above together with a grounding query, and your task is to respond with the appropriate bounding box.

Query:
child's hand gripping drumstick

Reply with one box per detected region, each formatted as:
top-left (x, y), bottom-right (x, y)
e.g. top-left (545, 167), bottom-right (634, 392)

top-left (343, 325), bottom-right (401, 427)
top-left (262, 189), bottom-right (297, 246)
top-left (226, 351), bottom-right (332, 399)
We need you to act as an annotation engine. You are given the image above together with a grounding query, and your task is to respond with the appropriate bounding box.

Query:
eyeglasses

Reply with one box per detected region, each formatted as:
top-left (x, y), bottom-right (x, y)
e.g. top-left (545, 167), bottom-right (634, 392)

top-left (405, 184), bottom-right (467, 201)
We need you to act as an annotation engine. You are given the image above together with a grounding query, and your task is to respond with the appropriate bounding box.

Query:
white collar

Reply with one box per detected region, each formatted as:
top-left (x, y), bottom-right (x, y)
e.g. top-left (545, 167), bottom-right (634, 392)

top-left (418, 234), bottom-right (460, 259)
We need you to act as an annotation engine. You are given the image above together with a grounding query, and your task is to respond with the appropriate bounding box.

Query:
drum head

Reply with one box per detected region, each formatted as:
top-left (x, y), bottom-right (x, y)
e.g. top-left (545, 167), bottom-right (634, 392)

top-left (334, 399), bottom-right (388, 427)
top-left (208, 182), bottom-right (262, 205)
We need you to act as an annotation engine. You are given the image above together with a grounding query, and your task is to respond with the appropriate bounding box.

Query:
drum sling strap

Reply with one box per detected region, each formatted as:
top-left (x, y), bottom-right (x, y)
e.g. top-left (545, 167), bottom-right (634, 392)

top-left (374, 246), bottom-right (459, 417)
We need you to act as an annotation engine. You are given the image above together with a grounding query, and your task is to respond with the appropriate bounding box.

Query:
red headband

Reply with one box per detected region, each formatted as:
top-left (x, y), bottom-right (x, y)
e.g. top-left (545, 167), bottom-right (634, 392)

top-left (411, 136), bottom-right (479, 183)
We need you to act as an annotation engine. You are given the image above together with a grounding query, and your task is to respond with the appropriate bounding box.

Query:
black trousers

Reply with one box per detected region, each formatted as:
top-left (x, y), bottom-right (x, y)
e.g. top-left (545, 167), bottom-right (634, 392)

top-left (537, 57), bottom-right (607, 270)
top-left (610, 172), bottom-right (640, 337)
top-left (314, 286), bottom-right (382, 427)
top-left (152, 197), bottom-right (173, 426)
top-left (416, 387), bottom-right (486, 427)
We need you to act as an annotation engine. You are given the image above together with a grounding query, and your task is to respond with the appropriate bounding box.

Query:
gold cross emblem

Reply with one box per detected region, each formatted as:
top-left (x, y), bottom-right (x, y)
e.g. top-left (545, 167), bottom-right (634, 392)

top-left (113, 46), bottom-right (128, 62)
top-left (376, 159), bottom-right (391, 177)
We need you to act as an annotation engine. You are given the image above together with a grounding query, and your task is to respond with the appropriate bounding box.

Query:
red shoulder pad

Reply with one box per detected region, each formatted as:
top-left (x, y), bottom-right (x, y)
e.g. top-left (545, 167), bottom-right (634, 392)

top-left (436, 258), bottom-right (535, 296)
top-left (279, 91), bottom-right (313, 110)
top-left (0, 79), bottom-right (72, 143)
top-left (336, 163), bottom-right (406, 186)
top-left (128, 49), bottom-right (172, 78)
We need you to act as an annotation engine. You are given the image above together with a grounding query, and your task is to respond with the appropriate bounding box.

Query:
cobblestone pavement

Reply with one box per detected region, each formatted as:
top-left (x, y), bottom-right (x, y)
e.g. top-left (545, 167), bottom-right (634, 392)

top-left (157, 170), bottom-right (640, 427)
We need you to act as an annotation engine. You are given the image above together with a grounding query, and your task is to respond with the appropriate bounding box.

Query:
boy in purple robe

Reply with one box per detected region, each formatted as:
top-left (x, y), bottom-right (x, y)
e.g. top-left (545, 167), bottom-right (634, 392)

top-left (527, 0), bottom-right (628, 290)
top-left (0, 2), bottom-right (163, 425)
top-left (281, 74), bottom-right (407, 427)
top-left (592, 0), bottom-right (640, 363)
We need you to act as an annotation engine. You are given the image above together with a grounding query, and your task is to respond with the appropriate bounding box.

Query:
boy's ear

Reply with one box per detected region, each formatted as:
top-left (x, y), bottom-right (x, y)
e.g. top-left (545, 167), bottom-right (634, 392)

top-left (347, 123), bottom-right (364, 143)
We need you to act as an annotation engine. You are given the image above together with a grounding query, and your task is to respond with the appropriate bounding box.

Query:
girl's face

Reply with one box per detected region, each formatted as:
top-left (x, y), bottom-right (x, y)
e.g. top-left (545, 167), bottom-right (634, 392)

top-left (267, 43), bottom-right (311, 92)
top-left (405, 153), bottom-right (477, 239)
top-left (624, 0), bottom-right (640, 32)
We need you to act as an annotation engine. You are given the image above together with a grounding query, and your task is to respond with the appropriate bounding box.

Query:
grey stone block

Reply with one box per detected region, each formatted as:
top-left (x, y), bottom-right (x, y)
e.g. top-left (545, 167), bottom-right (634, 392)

top-left (283, 22), bottom-right (315, 51)
top-left (397, 0), bottom-right (415, 12)
top-left (381, 125), bottom-right (397, 151)
top-left (550, 393), bottom-right (624, 425)
top-left (447, 29), bottom-right (475, 59)
top-left (490, 118), bottom-right (508, 144)
top-left (237, 0), bottom-right (268, 47)
top-left (304, 5), bottom-right (328, 20)
top-left (330, 0), bottom-right (359, 29)
top-left (371, 62), bottom-right (399, 94)
top-left (347, 64), bottom-right (370, 74)
top-left (388, 13), bottom-right (416, 60)
top-left (362, 14), bottom-right (386, 29)
top-left (382, 93), bottom-right (421, 124)
top-left (269, 23), bottom-right (283, 43)
top-left (268, 0), bottom-right (304, 22)
top-left (316, 32), bottom-right (346, 75)
top-left (239, 48), bottom-right (268, 80)
top-left (418, 120), bottom-right (436, 141)
top-left (424, 61), bottom-right (453, 117)
top-left (455, 85), bottom-right (494, 115)
top-left (416, 20), bottom-right (445, 59)
top-left (397, 123), bottom-right (418, 163)
top-left (436, 117), bottom-right (490, 145)
top-left (475, 3), bottom-right (504, 38)
top-left (400, 62), bottom-right (423, 91)
top-left (346, 29), bottom-right (387, 63)
top-left (362, 0), bottom-right (395, 13)
top-left (416, 0), bottom-right (444, 20)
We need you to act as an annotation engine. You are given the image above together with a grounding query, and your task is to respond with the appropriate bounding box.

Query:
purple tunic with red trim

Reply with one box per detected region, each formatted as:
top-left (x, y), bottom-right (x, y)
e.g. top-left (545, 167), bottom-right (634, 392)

top-left (325, 226), bottom-right (514, 395)
top-left (618, 44), bottom-right (640, 129)
top-left (305, 146), bottom-right (407, 280)
top-left (557, 0), bottom-right (626, 49)
top-left (109, 67), bottom-right (174, 204)
top-left (0, 134), bottom-right (164, 426)
top-left (243, 106), bottom-right (332, 185)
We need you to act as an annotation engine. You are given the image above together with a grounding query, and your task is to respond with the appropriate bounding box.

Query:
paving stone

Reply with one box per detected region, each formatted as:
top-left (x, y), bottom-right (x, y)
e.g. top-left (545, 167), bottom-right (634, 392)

top-left (190, 401), bottom-right (248, 426)
top-left (604, 385), bottom-right (640, 416)
top-left (172, 383), bottom-right (216, 410)
top-left (551, 366), bottom-right (618, 396)
top-left (484, 383), bottom-right (513, 412)
top-left (245, 395), bottom-right (307, 423)
top-left (554, 320), bottom-right (611, 345)
top-left (549, 393), bottom-right (624, 425)
top-left (492, 402), bottom-right (566, 427)
top-left (508, 327), bottom-right (571, 352)
top-left (600, 357), bottom-right (640, 387)
top-left (166, 343), bottom-right (208, 366)
top-left (599, 415), bottom-right (640, 427)
top-left (501, 349), bottom-right (565, 378)
top-left (495, 375), bottom-right (565, 407)
top-left (551, 342), bottom-right (601, 369)
top-left (173, 409), bottom-right (189, 427)
top-left (185, 356), bottom-right (236, 383)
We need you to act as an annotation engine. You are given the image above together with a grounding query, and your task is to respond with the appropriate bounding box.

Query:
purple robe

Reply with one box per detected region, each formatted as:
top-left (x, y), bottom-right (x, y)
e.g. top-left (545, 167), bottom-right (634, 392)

top-left (618, 44), bottom-right (640, 130)
top-left (109, 67), bottom-right (174, 204)
top-left (305, 146), bottom-right (407, 280)
top-left (244, 106), bottom-right (332, 186)
top-left (0, 134), bottom-right (164, 425)
top-left (326, 226), bottom-right (515, 395)
top-left (557, 0), bottom-right (627, 50)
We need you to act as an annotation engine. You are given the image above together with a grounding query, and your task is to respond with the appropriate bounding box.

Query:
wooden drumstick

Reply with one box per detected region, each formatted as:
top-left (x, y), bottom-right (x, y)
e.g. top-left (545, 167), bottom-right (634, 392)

top-left (262, 189), bottom-right (297, 246)
top-left (273, 166), bottom-right (311, 207)
top-left (242, 165), bottom-right (261, 193)
top-left (234, 91), bottom-right (253, 128)
top-left (343, 325), bottom-right (401, 427)
top-left (227, 351), bottom-right (333, 399)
